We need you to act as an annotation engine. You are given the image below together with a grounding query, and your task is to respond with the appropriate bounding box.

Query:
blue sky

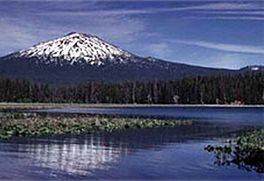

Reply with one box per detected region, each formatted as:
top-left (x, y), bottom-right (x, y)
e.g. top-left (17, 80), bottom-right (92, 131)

top-left (0, 0), bottom-right (263, 69)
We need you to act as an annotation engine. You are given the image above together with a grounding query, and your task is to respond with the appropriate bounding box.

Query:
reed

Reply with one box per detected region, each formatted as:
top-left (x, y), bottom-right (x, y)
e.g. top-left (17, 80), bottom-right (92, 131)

top-left (205, 129), bottom-right (264, 173)
top-left (0, 112), bottom-right (192, 140)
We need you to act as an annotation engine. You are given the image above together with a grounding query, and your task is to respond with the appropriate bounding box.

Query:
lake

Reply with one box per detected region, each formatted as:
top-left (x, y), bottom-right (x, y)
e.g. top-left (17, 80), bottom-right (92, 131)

top-left (0, 106), bottom-right (263, 180)
top-left (33, 106), bottom-right (264, 125)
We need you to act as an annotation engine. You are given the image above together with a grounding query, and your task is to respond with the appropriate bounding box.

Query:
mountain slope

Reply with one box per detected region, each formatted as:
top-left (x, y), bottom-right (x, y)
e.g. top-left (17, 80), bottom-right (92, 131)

top-left (239, 65), bottom-right (264, 73)
top-left (17, 32), bottom-right (135, 66)
top-left (0, 32), bottom-right (242, 85)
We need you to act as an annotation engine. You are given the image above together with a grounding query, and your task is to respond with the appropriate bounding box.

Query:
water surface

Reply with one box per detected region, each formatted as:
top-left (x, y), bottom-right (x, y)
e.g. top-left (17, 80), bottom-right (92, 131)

top-left (34, 106), bottom-right (264, 125)
top-left (1, 106), bottom-right (263, 180)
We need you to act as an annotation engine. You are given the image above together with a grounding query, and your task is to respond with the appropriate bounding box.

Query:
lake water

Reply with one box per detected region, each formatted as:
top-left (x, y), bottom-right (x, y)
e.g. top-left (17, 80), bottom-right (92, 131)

top-left (34, 106), bottom-right (264, 125)
top-left (0, 106), bottom-right (263, 180)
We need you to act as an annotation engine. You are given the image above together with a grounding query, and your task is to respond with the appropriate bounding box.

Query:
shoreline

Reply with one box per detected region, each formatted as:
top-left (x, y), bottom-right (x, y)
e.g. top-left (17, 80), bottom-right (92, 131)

top-left (0, 102), bottom-right (264, 109)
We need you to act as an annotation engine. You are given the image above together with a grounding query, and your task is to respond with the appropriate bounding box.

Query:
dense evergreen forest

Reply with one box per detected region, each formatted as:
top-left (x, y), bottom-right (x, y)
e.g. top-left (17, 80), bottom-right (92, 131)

top-left (0, 73), bottom-right (263, 104)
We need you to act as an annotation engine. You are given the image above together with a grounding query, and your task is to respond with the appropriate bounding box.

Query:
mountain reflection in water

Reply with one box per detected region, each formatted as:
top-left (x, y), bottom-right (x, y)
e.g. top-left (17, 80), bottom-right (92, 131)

top-left (19, 136), bottom-right (126, 175)
top-left (0, 122), bottom-right (262, 180)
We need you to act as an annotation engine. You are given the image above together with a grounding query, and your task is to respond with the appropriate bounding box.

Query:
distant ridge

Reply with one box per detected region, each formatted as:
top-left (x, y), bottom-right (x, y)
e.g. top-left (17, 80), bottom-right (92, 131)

top-left (0, 32), bottom-right (262, 85)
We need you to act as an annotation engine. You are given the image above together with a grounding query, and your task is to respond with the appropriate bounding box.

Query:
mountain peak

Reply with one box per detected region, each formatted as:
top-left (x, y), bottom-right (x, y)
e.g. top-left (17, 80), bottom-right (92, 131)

top-left (65, 32), bottom-right (93, 38)
top-left (66, 32), bottom-right (82, 36)
top-left (17, 32), bottom-right (134, 66)
top-left (0, 32), bottom-right (248, 85)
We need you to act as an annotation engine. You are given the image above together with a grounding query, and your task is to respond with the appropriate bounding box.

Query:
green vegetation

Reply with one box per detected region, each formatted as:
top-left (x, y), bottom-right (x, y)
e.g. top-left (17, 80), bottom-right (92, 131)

top-left (0, 112), bottom-right (37, 119)
top-left (0, 72), bottom-right (263, 104)
top-left (205, 129), bottom-right (264, 173)
top-left (0, 112), bottom-right (192, 140)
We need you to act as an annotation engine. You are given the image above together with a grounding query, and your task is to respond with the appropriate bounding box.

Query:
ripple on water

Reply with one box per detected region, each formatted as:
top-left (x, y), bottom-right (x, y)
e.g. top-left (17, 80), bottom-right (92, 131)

top-left (0, 120), bottom-right (263, 180)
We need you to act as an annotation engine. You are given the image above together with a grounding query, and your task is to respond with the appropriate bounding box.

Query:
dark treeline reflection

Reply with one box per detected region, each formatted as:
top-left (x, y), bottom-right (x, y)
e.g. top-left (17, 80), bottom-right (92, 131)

top-left (0, 73), bottom-right (263, 104)
top-left (5, 123), bottom-right (249, 176)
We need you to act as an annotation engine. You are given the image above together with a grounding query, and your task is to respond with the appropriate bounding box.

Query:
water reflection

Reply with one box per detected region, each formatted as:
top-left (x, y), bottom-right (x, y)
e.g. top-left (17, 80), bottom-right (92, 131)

top-left (33, 106), bottom-right (264, 125)
top-left (17, 135), bottom-right (128, 176)
top-left (0, 122), bottom-right (261, 179)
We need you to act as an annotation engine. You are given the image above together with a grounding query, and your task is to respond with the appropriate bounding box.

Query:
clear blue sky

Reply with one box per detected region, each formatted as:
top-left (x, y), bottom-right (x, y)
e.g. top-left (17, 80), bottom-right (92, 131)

top-left (0, 0), bottom-right (263, 69)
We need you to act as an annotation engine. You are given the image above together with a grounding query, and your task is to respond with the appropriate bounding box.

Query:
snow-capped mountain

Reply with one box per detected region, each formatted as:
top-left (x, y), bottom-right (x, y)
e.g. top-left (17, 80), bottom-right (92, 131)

top-left (239, 65), bottom-right (264, 72)
top-left (0, 32), bottom-right (259, 85)
top-left (17, 32), bottom-right (134, 66)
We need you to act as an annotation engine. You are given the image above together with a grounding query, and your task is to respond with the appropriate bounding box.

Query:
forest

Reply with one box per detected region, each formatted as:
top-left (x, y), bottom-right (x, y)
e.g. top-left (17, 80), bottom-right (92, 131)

top-left (0, 72), bottom-right (263, 104)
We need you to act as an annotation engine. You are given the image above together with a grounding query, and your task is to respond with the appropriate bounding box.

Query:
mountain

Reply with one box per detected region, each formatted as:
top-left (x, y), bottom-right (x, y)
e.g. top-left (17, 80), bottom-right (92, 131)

top-left (0, 32), bottom-right (256, 86)
top-left (17, 32), bottom-right (135, 66)
top-left (239, 65), bottom-right (264, 73)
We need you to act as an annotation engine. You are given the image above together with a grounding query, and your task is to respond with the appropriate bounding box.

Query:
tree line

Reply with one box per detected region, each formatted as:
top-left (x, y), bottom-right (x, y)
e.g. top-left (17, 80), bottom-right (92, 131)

top-left (0, 72), bottom-right (263, 104)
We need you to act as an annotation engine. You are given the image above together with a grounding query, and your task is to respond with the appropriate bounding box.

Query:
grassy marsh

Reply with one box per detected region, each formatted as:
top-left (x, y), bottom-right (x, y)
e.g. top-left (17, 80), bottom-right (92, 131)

top-left (205, 129), bottom-right (264, 173)
top-left (0, 112), bottom-right (192, 140)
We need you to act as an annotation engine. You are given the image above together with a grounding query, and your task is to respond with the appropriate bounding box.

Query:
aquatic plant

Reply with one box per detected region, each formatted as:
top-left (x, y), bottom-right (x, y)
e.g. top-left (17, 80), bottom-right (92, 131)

top-left (0, 113), bottom-right (192, 140)
top-left (205, 129), bottom-right (264, 173)
top-left (0, 112), bottom-right (36, 119)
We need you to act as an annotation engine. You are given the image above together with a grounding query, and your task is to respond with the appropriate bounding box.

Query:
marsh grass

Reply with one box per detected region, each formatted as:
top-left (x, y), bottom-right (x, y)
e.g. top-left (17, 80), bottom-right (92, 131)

top-left (205, 129), bottom-right (264, 173)
top-left (0, 112), bottom-right (36, 119)
top-left (0, 112), bottom-right (192, 140)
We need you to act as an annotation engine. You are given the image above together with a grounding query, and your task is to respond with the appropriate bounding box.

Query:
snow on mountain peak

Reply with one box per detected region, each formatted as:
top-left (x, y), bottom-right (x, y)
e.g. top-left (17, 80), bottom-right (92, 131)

top-left (17, 32), bottom-right (133, 66)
